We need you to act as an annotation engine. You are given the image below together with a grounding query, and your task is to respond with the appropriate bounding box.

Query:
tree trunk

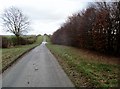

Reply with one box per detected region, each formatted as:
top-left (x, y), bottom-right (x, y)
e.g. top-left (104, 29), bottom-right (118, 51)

top-left (16, 35), bottom-right (20, 45)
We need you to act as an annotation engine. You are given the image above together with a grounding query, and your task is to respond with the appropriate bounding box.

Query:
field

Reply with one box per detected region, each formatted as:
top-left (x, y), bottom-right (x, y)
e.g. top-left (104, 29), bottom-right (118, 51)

top-left (1, 36), bottom-right (43, 72)
top-left (47, 44), bottom-right (119, 88)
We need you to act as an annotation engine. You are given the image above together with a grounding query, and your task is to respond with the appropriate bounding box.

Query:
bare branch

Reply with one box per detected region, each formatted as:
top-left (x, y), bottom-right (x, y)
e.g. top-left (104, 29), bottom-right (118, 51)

top-left (2, 7), bottom-right (30, 37)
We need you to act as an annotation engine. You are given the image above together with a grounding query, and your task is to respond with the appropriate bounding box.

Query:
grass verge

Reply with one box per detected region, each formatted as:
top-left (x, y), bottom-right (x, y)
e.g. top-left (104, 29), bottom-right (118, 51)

top-left (46, 44), bottom-right (119, 88)
top-left (1, 36), bottom-right (43, 73)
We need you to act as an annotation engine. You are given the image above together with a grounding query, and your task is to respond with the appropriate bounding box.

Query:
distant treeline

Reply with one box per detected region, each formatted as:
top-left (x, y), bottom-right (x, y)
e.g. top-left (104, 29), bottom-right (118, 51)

top-left (51, 2), bottom-right (120, 56)
top-left (1, 35), bottom-right (37, 48)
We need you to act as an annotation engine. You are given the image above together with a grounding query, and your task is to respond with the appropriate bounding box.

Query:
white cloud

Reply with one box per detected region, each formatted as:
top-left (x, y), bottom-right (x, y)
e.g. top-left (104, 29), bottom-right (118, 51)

top-left (0, 0), bottom-right (88, 35)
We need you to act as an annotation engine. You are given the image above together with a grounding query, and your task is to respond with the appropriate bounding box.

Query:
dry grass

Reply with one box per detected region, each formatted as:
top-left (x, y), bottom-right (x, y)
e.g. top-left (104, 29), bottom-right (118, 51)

top-left (70, 48), bottom-right (119, 65)
top-left (47, 44), bottom-right (119, 88)
top-left (1, 36), bottom-right (43, 72)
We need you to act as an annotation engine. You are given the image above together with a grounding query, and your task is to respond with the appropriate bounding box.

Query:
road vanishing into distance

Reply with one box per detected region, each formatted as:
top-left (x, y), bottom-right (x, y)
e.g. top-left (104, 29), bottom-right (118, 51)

top-left (2, 37), bottom-right (74, 87)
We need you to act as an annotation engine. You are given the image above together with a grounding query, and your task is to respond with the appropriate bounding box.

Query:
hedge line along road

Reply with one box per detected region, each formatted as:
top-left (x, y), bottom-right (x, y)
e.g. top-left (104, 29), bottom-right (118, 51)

top-left (2, 40), bottom-right (74, 87)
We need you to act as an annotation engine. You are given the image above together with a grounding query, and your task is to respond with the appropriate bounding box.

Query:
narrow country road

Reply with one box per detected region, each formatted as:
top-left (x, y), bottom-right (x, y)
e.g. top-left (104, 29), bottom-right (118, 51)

top-left (2, 37), bottom-right (74, 87)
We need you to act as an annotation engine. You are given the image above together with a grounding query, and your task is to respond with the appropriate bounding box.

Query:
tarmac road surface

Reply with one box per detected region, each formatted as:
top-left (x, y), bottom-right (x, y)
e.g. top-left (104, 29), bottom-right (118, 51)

top-left (2, 40), bottom-right (74, 87)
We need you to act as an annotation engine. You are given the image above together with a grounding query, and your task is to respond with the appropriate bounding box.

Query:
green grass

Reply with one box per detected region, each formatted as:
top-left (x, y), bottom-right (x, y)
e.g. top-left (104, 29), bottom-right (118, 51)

top-left (1, 35), bottom-right (43, 72)
top-left (45, 35), bottom-right (51, 44)
top-left (46, 44), bottom-right (119, 88)
top-left (35, 35), bottom-right (43, 44)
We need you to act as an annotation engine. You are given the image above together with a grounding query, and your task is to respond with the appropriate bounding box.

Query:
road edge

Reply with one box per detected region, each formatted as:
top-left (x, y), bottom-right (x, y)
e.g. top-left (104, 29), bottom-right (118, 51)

top-left (1, 45), bottom-right (38, 74)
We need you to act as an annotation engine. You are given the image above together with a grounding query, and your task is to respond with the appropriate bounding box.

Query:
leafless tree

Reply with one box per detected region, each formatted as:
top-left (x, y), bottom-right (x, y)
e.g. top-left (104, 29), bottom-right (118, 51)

top-left (2, 7), bottom-right (30, 37)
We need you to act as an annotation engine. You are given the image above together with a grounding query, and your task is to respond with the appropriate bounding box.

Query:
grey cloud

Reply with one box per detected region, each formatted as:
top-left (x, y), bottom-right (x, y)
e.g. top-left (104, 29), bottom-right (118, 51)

top-left (0, 0), bottom-right (88, 35)
top-left (20, 7), bottom-right (66, 22)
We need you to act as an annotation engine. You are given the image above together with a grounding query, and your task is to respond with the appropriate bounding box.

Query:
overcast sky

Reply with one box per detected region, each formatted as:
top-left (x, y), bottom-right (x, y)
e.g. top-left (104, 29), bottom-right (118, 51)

top-left (0, 0), bottom-right (91, 35)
